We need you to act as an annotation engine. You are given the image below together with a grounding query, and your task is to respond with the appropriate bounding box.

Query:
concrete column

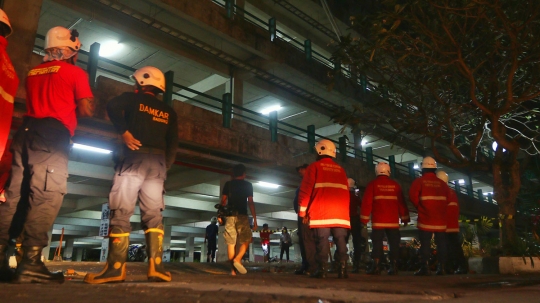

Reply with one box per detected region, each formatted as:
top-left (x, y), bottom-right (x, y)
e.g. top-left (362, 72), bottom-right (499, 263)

top-left (200, 242), bottom-right (207, 262)
top-left (76, 249), bottom-right (83, 262)
top-left (63, 238), bottom-right (75, 261)
top-left (41, 227), bottom-right (53, 261)
top-left (248, 242), bottom-right (254, 262)
top-left (217, 176), bottom-right (229, 262)
top-left (185, 237), bottom-right (194, 262)
top-left (3, 0), bottom-right (43, 101)
top-left (353, 132), bottom-right (363, 159)
top-left (162, 225), bottom-right (172, 263)
top-left (233, 74), bottom-right (243, 118)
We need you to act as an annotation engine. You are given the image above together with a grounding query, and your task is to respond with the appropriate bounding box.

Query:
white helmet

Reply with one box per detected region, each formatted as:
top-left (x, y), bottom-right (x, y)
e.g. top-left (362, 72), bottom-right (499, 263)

top-left (211, 216), bottom-right (218, 224)
top-left (375, 162), bottom-right (391, 176)
top-left (0, 9), bottom-right (12, 38)
top-left (131, 66), bottom-right (166, 92)
top-left (421, 156), bottom-right (437, 169)
top-left (45, 26), bottom-right (81, 50)
top-left (315, 139), bottom-right (336, 158)
top-left (436, 171), bottom-right (448, 183)
top-left (347, 178), bottom-right (355, 188)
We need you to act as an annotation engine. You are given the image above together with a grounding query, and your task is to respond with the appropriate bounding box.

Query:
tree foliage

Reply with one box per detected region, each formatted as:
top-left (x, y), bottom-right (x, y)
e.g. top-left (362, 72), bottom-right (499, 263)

top-left (332, 0), bottom-right (540, 250)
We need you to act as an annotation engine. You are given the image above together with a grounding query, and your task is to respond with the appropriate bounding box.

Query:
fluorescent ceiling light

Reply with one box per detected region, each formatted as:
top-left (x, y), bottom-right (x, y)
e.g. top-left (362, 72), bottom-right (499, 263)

top-left (458, 179), bottom-right (465, 185)
top-left (258, 181), bottom-right (280, 188)
top-left (361, 139), bottom-right (368, 146)
top-left (99, 41), bottom-right (123, 57)
top-left (483, 192), bottom-right (493, 196)
top-left (492, 142), bottom-right (506, 152)
top-left (413, 163), bottom-right (419, 169)
top-left (260, 105), bottom-right (282, 115)
top-left (73, 143), bottom-right (112, 154)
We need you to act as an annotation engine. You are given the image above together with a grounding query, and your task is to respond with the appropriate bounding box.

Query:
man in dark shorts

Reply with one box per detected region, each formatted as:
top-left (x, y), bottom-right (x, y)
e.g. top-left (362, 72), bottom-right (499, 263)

top-left (221, 164), bottom-right (258, 275)
top-left (205, 217), bottom-right (219, 262)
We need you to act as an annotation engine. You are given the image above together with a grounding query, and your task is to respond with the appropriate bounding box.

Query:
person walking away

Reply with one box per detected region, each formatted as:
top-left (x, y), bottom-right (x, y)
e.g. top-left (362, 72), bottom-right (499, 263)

top-left (221, 164), bottom-right (258, 275)
top-left (436, 171), bottom-right (467, 274)
top-left (360, 162), bottom-right (410, 275)
top-left (280, 227), bottom-right (291, 262)
top-left (293, 164), bottom-right (311, 274)
top-left (347, 178), bottom-right (364, 273)
top-left (84, 66), bottom-right (178, 284)
top-left (409, 157), bottom-right (451, 276)
top-left (260, 223), bottom-right (271, 262)
top-left (298, 139), bottom-right (350, 279)
top-left (205, 217), bottom-right (219, 262)
top-left (0, 26), bottom-right (94, 284)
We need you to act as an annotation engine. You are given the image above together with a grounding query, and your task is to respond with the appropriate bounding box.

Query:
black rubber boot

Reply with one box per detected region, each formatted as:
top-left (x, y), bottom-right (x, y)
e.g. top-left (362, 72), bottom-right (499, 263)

top-left (387, 260), bottom-right (398, 276)
top-left (351, 258), bottom-right (360, 273)
top-left (146, 226), bottom-right (171, 282)
top-left (414, 262), bottom-right (431, 276)
top-left (435, 263), bottom-right (446, 276)
top-left (0, 244), bottom-right (14, 283)
top-left (338, 261), bottom-right (348, 279)
top-left (366, 258), bottom-right (381, 275)
top-left (84, 227), bottom-right (128, 284)
top-left (310, 263), bottom-right (327, 279)
top-left (14, 247), bottom-right (64, 284)
top-left (327, 260), bottom-right (338, 273)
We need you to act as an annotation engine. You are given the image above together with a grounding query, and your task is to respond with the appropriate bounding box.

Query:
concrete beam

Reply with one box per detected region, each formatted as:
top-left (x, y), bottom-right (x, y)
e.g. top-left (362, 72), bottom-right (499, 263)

top-left (68, 161), bottom-right (114, 181)
top-left (176, 74), bottom-right (229, 102)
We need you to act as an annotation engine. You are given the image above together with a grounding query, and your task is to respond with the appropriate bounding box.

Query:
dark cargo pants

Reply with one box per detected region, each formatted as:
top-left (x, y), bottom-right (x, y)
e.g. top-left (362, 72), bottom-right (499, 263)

top-left (109, 152), bottom-right (166, 232)
top-left (370, 228), bottom-right (401, 261)
top-left (419, 230), bottom-right (447, 264)
top-left (0, 117), bottom-right (70, 247)
top-left (312, 227), bottom-right (348, 268)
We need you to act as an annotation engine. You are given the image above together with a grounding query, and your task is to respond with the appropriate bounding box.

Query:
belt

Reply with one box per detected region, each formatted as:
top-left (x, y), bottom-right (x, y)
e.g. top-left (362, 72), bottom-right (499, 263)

top-left (127, 147), bottom-right (165, 155)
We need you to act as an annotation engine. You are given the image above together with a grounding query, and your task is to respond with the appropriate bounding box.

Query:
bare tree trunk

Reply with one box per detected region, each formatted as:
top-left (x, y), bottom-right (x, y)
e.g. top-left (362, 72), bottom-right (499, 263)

top-left (492, 157), bottom-right (520, 253)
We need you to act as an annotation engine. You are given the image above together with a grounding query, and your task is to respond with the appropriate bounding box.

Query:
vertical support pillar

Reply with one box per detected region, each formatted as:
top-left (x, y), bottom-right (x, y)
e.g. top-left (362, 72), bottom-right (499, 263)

top-left (232, 73), bottom-right (243, 119)
top-left (248, 243), bottom-right (254, 262)
top-left (360, 74), bottom-right (367, 95)
top-left (353, 132), bottom-right (363, 160)
top-left (365, 147), bottom-right (374, 171)
top-left (477, 189), bottom-right (483, 202)
top-left (487, 193), bottom-right (493, 204)
top-left (99, 238), bottom-right (109, 263)
top-left (87, 43), bottom-right (100, 87)
top-left (225, 0), bottom-right (233, 19)
top-left (217, 177), bottom-right (230, 262)
top-left (162, 224), bottom-right (172, 263)
top-left (334, 59), bottom-right (341, 72)
top-left (63, 238), bottom-right (75, 261)
top-left (269, 111), bottom-right (278, 142)
top-left (185, 237), bottom-right (194, 262)
top-left (467, 176), bottom-right (474, 197)
top-left (76, 249), bottom-right (83, 262)
top-left (222, 93), bottom-right (232, 128)
top-left (408, 163), bottom-right (416, 178)
top-left (269, 17), bottom-right (276, 42)
top-left (307, 125), bottom-right (316, 154)
top-left (41, 227), bottom-right (53, 262)
top-left (304, 39), bottom-right (312, 61)
top-left (339, 136), bottom-right (347, 162)
top-left (164, 70), bottom-right (174, 106)
top-left (388, 155), bottom-right (396, 178)
top-left (200, 241), bottom-right (207, 263)
top-left (454, 181), bottom-right (461, 195)
top-left (236, 0), bottom-right (245, 19)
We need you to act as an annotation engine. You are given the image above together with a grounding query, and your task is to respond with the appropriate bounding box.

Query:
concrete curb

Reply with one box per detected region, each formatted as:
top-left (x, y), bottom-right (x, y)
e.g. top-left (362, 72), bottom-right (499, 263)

top-left (469, 256), bottom-right (540, 274)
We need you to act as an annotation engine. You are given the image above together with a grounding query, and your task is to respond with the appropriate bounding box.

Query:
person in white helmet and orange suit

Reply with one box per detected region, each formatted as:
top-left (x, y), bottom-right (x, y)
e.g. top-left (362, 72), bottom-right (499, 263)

top-left (409, 157), bottom-right (451, 276)
top-left (361, 162), bottom-right (409, 275)
top-left (0, 26), bottom-right (94, 284)
top-left (436, 171), bottom-right (467, 275)
top-left (298, 139), bottom-right (350, 279)
top-left (84, 66), bottom-right (178, 284)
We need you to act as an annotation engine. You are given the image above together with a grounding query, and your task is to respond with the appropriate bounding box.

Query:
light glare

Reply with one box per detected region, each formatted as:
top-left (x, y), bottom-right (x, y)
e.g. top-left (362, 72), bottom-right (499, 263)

top-left (73, 143), bottom-right (112, 154)
top-left (99, 41), bottom-right (123, 57)
top-left (258, 181), bottom-right (280, 188)
top-left (260, 105), bottom-right (282, 115)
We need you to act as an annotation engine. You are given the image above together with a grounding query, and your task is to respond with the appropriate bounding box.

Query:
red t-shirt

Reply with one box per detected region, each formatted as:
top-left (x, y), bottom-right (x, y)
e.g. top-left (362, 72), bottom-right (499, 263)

top-left (260, 230), bottom-right (271, 245)
top-left (25, 60), bottom-right (93, 136)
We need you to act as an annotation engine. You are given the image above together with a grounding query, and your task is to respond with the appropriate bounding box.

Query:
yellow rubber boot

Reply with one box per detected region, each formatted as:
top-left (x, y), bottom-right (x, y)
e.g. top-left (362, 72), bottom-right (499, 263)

top-left (84, 227), bottom-right (129, 284)
top-left (145, 226), bottom-right (171, 282)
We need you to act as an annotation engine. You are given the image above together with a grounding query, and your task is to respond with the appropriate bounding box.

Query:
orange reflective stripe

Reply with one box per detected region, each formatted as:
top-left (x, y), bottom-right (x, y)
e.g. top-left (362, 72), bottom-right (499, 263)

top-left (314, 183), bottom-right (348, 190)
top-left (446, 228), bottom-right (459, 232)
top-left (360, 215), bottom-right (370, 220)
top-left (372, 223), bottom-right (400, 228)
top-left (373, 196), bottom-right (398, 200)
top-left (0, 85), bottom-right (14, 103)
top-left (310, 219), bottom-right (350, 226)
top-left (417, 223), bottom-right (446, 230)
top-left (420, 196), bottom-right (446, 201)
top-left (448, 202), bottom-right (458, 206)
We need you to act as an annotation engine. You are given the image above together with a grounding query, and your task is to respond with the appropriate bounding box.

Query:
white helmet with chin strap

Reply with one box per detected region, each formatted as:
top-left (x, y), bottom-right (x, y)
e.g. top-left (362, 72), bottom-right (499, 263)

top-left (0, 9), bottom-right (13, 38)
top-left (375, 162), bottom-right (391, 176)
top-left (421, 156), bottom-right (437, 169)
top-left (131, 66), bottom-right (166, 93)
top-left (436, 171), bottom-right (448, 183)
top-left (45, 26), bottom-right (81, 50)
top-left (315, 139), bottom-right (336, 158)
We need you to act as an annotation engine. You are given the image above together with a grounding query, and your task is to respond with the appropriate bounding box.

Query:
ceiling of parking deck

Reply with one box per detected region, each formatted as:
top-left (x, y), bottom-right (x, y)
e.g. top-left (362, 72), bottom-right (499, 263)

top-left (35, 0), bottom-right (493, 251)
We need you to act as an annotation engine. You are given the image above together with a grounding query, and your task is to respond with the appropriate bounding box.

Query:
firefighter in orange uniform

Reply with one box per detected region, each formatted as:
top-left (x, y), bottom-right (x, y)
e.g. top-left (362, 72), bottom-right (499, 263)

top-left (361, 162), bottom-right (409, 275)
top-left (409, 157), bottom-right (451, 276)
top-left (436, 171), bottom-right (467, 274)
top-left (298, 139), bottom-right (350, 279)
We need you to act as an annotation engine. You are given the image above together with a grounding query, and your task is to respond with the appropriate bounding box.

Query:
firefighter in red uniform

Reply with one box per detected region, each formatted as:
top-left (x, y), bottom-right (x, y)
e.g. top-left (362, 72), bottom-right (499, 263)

top-left (347, 178), bottom-right (364, 273)
top-left (361, 162), bottom-right (410, 275)
top-left (0, 9), bottom-right (18, 206)
top-left (0, 26), bottom-right (94, 284)
top-left (436, 171), bottom-right (467, 274)
top-left (298, 139), bottom-right (350, 279)
top-left (409, 157), bottom-right (451, 276)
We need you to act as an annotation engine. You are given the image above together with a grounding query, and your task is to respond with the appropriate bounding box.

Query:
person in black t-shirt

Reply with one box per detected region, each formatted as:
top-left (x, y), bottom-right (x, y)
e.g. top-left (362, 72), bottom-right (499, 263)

top-left (85, 66), bottom-right (178, 285)
top-left (221, 164), bottom-right (257, 275)
top-left (205, 217), bottom-right (219, 262)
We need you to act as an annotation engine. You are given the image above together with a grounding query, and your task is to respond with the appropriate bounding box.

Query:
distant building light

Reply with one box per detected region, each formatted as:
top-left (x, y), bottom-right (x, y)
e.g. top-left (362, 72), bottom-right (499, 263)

top-left (73, 143), bottom-right (112, 154)
top-left (492, 142), bottom-right (506, 152)
top-left (260, 105), bottom-right (282, 115)
top-left (361, 139), bottom-right (368, 146)
top-left (458, 179), bottom-right (465, 185)
top-left (258, 181), bottom-right (280, 188)
top-left (483, 192), bottom-right (493, 196)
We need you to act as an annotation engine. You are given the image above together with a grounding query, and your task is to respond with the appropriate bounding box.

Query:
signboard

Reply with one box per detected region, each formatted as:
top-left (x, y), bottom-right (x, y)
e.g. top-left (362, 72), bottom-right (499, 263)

top-left (99, 203), bottom-right (110, 237)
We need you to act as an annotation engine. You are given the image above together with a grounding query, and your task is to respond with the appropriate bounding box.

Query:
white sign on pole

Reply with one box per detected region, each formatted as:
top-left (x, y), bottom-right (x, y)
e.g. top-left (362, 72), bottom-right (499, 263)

top-left (99, 203), bottom-right (110, 237)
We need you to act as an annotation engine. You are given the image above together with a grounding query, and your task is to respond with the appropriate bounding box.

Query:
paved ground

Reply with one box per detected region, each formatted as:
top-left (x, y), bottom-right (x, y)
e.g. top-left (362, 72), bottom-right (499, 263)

top-left (2, 262), bottom-right (540, 302)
